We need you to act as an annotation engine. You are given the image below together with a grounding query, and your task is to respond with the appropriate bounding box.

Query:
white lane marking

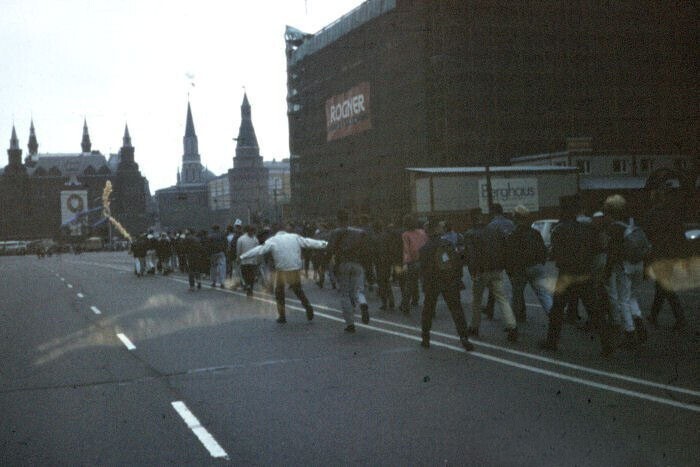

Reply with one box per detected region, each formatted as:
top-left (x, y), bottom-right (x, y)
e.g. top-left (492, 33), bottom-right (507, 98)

top-left (77, 293), bottom-right (84, 298)
top-left (60, 278), bottom-right (65, 282)
top-left (211, 289), bottom-right (700, 412)
top-left (171, 401), bottom-right (229, 459)
top-left (90, 306), bottom-right (102, 315)
top-left (116, 333), bottom-right (136, 350)
top-left (318, 310), bottom-right (700, 399)
top-left (67, 284), bottom-right (73, 289)
top-left (70, 263), bottom-right (700, 412)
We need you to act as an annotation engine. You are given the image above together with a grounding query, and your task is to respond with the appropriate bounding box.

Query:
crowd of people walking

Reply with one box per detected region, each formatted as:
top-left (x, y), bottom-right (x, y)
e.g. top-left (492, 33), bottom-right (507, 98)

top-left (130, 185), bottom-right (693, 357)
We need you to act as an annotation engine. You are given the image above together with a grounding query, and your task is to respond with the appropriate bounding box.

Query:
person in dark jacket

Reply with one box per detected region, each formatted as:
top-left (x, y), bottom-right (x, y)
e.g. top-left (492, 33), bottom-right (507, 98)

top-left (208, 225), bottom-right (227, 288)
top-left (506, 205), bottom-right (551, 323)
top-left (643, 184), bottom-right (687, 330)
top-left (327, 209), bottom-right (371, 332)
top-left (419, 220), bottom-right (474, 351)
top-left (465, 208), bottom-right (518, 342)
top-left (540, 196), bottom-right (615, 355)
top-left (375, 219), bottom-right (403, 311)
top-left (182, 230), bottom-right (209, 290)
top-left (131, 234), bottom-right (149, 277)
top-left (155, 233), bottom-right (173, 275)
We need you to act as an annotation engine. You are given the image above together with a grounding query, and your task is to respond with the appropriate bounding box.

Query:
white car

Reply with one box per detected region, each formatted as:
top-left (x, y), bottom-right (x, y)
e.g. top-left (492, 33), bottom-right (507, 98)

top-left (531, 219), bottom-right (559, 252)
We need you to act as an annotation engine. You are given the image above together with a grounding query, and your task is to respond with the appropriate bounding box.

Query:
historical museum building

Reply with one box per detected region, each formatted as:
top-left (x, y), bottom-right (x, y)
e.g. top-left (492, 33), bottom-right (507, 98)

top-left (285, 0), bottom-right (697, 219)
top-left (0, 120), bottom-right (151, 241)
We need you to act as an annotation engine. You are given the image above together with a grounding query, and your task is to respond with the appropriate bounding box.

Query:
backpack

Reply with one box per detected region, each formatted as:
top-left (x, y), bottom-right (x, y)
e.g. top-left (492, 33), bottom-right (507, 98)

top-left (618, 220), bottom-right (651, 263)
top-left (434, 241), bottom-right (461, 278)
top-left (337, 227), bottom-right (370, 264)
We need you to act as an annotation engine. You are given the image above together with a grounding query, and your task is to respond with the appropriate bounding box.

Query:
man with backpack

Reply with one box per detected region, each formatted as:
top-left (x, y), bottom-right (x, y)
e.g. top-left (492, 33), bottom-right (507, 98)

top-left (464, 208), bottom-right (518, 342)
top-left (419, 219), bottom-right (474, 351)
top-left (602, 195), bottom-right (649, 348)
top-left (506, 205), bottom-right (552, 323)
top-left (540, 196), bottom-right (615, 356)
top-left (327, 209), bottom-right (372, 333)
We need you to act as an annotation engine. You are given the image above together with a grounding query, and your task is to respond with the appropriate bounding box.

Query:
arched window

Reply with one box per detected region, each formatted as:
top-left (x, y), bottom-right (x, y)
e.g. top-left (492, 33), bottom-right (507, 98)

top-left (97, 165), bottom-right (111, 175)
top-left (48, 166), bottom-right (62, 176)
top-left (83, 165), bottom-right (96, 175)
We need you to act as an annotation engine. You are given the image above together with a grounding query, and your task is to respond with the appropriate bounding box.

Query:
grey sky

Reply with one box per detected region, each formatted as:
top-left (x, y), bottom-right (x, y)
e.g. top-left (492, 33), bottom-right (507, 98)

top-left (0, 0), bottom-right (365, 192)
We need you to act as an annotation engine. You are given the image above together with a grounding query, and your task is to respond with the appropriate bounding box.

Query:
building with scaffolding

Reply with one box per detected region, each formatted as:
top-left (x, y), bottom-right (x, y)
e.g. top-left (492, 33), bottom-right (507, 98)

top-left (285, 0), bottom-right (696, 220)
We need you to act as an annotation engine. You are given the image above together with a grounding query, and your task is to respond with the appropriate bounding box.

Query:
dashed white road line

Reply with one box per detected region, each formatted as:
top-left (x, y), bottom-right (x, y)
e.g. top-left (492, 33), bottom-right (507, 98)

top-left (67, 284), bottom-right (73, 289)
top-left (60, 278), bottom-right (65, 282)
top-left (77, 293), bottom-right (84, 298)
top-left (90, 306), bottom-right (102, 315)
top-left (116, 333), bottom-right (136, 350)
top-left (63, 260), bottom-right (700, 413)
top-left (171, 401), bottom-right (229, 459)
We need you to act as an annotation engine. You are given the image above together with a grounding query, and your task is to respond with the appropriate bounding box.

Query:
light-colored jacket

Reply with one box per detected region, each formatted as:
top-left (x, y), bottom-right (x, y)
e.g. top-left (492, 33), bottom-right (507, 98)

top-left (240, 231), bottom-right (327, 271)
top-left (237, 234), bottom-right (260, 265)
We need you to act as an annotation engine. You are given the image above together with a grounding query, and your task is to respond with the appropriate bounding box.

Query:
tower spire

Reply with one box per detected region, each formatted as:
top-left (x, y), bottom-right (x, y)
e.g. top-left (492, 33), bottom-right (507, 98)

top-left (10, 125), bottom-right (20, 150)
top-left (117, 122), bottom-right (137, 171)
top-left (181, 101), bottom-right (203, 185)
top-left (81, 118), bottom-right (92, 153)
top-left (6, 125), bottom-right (25, 174)
top-left (234, 92), bottom-right (260, 160)
top-left (27, 119), bottom-right (38, 155)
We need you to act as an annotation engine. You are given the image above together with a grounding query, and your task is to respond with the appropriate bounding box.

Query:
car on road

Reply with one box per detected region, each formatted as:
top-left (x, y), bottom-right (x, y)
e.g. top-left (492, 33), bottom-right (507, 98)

top-left (0, 240), bottom-right (29, 256)
top-left (531, 219), bottom-right (558, 254)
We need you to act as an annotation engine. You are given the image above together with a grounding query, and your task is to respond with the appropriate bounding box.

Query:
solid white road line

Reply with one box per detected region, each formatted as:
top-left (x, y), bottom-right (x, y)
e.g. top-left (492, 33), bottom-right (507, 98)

top-left (66, 263), bottom-right (700, 413)
top-left (116, 333), bottom-right (136, 350)
top-left (77, 293), bottom-right (84, 298)
top-left (171, 401), bottom-right (229, 459)
top-left (90, 306), bottom-right (101, 315)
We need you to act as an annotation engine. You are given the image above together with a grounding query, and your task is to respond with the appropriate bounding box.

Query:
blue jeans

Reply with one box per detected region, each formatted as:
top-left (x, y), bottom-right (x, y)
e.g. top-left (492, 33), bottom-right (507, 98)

top-left (510, 264), bottom-right (553, 318)
top-left (337, 262), bottom-right (367, 326)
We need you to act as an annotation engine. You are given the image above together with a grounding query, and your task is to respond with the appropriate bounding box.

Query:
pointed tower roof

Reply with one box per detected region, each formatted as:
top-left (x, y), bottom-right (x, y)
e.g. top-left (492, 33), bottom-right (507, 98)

top-left (81, 118), bottom-right (92, 153)
top-left (185, 101), bottom-right (196, 137)
top-left (28, 119), bottom-right (38, 155)
top-left (122, 123), bottom-right (133, 148)
top-left (10, 125), bottom-right (20, 150)
top-left (235, 92), bottom-right (259, 155)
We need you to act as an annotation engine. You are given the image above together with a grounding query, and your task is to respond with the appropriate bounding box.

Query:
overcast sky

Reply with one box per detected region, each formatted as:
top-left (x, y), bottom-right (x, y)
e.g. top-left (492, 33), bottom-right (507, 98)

top-left (0, 0), bottom-right (365, 192)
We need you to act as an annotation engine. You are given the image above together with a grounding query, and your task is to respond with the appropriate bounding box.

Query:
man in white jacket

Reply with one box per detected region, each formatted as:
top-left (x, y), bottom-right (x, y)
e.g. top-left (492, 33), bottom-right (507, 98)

top-left (240, 224), bottom-right (327, 323)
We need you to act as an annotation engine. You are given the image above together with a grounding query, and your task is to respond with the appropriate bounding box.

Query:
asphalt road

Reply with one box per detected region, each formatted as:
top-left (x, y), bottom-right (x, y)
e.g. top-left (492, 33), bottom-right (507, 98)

top-left (1, 252), bottom-right (698, 466)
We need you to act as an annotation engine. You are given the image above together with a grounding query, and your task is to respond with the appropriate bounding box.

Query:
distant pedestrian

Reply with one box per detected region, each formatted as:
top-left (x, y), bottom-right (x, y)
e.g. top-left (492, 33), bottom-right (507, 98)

top-left (208, 225), bottom-right (227, 288)
top-left (237, 225), bottom-right (260, 297)
top-left (400, 214), bottom-right (428, 314)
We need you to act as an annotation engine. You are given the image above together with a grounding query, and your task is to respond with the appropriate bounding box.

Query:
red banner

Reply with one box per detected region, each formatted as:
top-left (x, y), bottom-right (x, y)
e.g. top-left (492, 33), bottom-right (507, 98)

top-left (325, 82), bottom-right (372, 142)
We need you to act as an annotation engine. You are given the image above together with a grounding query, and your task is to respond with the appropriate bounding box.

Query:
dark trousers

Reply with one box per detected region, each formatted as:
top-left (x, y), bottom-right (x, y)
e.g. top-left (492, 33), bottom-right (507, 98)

top-left (376, 261), bottom-right (395, 308)
top-left (188, 271), bottom-right (201, 288)
top-left (274, 270), bottom-right (311, 317)
top-left (240, 264), bottom-right (257, 292)
top-left (400, 262), bottom-right (421, 310)
top-left (421, 285), bottom-right (469, 339)
top-left (546, 273), bottom-right (614, 352)
top-left (650, 281), bottom-right (685, 323)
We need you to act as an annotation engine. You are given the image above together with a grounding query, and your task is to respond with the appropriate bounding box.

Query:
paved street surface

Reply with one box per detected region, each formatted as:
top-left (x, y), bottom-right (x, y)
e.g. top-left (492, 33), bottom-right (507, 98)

top-left (1, 252), bottom-right (698, 466)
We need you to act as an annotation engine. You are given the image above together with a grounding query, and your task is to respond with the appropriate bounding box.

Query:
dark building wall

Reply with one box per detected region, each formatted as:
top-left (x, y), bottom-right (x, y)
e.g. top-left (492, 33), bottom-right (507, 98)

top-left (287, 0), bottom-right (697, 220)
top-left (156, 187), bottom-right (212, 232)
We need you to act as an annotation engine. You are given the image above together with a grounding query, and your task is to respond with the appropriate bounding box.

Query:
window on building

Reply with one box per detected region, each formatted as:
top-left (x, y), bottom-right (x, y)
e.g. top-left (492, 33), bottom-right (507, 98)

top-left (612, 159), bottom-right (628, 174)
top-left (673, 159), bottom-right (688, 170)
top-left (639, 158), bottom-right (653, 172)
top-left (576, 160), bottom-right (591, 174)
